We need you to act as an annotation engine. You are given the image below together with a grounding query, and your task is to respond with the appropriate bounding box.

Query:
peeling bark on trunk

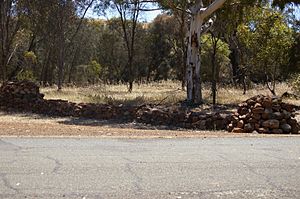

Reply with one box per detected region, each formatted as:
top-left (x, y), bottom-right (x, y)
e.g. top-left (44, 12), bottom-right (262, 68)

top-left (186, 0), bottom-right (226, 104)
top-left (186, 15), bottom-right (203, 104)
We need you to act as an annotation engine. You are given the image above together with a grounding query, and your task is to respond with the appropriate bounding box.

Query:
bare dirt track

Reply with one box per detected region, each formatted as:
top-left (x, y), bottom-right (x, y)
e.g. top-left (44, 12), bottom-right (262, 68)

top-left (0, 112), bottom-right (298, 138)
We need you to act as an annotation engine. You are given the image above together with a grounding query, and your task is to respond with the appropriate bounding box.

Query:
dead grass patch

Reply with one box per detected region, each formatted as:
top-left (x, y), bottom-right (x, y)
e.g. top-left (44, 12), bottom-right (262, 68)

top-left (41, 81), bottom-right (299, 106)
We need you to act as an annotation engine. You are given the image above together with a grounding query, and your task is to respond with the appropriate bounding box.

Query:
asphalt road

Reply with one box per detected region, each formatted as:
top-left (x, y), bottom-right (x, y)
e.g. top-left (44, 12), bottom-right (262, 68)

top-left (0, 137), bottom-right (299, 199)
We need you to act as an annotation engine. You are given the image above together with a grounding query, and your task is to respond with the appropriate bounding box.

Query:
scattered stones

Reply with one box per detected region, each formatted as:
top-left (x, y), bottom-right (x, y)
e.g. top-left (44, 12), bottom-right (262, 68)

top-left (227, 95), bottom-right (299, 134)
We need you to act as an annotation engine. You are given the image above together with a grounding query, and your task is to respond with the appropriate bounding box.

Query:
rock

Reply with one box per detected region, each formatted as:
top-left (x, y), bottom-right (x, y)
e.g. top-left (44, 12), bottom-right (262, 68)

top-left (231, 115), bottom-right (239, 124)
top-left (262, 97), bottom-right (272, 108)
top-left (256, 96), bottom-right (264, 104)
top-left (252, 113), bottom-right (261, 120)
top-left (205, 118), bottom-right (214, 129)
top-left (254, 103), bottom-right (262, 108)
top-left (252, 107), bottom-right (264, 114)
top-left (237, 120), bottom-right (244, 128)
top-left (246, 99), bottom-right (256, 106)
top-left (248, 118), bottom-right (258, 124)
top-left (227, 123), bottom-right (234, 132)
top-left (281, 103), bottom-right (294, 112)
top-left (287, 119), bottom-right (299, 134)
top-left (244, 123), bottom-right (254, 133)
top-left (281, 124), bottom-right (292, 133)
top-left (272, 104), bottom-right (281, 112)
top-left (262, 119), bottom-right (280, 129)
top-left (272, 96), bottom-right (282, 104)
top-left (232, 128), bottom-right (244, 133)
top-left (280, 119), bottom-right (287, 125)
top-left (239, 114), bottom-right (250, 120)
top-left (282, 110), bottom-right (291, 119)
top-left (238, 102), bottom-right (248, 107)
top-left (238, 107), bottom-right (249, 115)
top-left (228, 94), bottom-right (298, 135)
top-left (262, 108), bottom-right (273, 120)
top-left (254, 123), bottom-right (260, 130)
top-left (258, 128), bottom-right (269, 134)
top-left (272, 129), bottom-right (283, 134)
top-left (273, 112), bottom-right (283, 120)
top-left (215, 120), bottom-right (225, 130)
top-left (194, 120), bottom-right (206, 130)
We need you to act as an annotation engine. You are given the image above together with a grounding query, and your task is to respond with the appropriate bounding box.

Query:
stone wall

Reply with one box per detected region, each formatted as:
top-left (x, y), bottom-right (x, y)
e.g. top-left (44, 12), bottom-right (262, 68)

top-left (0, 81), bottom-right (299, 134)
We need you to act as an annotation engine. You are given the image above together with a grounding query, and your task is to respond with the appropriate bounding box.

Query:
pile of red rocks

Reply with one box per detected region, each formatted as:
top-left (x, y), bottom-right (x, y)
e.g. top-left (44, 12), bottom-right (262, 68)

top-left (136, 105), bottom-right (230, 130)
top-left (227, 95), bottom-right (299, 134)
top-left (0, 81), bottom-right (44, 110)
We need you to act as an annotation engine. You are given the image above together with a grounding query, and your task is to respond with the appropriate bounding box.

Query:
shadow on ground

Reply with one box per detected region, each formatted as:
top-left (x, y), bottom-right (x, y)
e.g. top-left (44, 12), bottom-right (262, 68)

top-left (57, 117), bottom-right (185, 131)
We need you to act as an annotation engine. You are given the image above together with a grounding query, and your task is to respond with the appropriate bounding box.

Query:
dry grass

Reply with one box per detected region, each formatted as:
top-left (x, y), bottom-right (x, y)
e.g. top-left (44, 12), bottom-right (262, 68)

top-left (211, 82), bottom-right (297, 105)
top-left (41, 81), bottom-right (186, 106)
top-left (41, 81), bottom-right (299, 106)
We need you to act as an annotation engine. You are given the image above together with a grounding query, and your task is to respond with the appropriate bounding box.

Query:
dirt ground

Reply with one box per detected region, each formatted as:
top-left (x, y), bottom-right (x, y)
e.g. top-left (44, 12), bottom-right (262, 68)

top-left (0, 111), bottom-right (299, 138)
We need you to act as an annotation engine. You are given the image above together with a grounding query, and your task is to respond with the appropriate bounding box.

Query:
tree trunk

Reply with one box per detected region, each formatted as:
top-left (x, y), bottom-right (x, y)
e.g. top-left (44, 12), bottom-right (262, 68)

top-left (186, 0), bottom-right (226, 104)
top-left (0, 1), bottom-right (7, 81)
top-left (57, 41), bottom-right (65, 90)
top-left (57, 23), bottom-right (65, 91)
top-left (211, 37), bottom-right (218, 105)
top-left (186, 15), bottom-right (203, 104)
top-left (128, 81), bottom-right (133, 93)
top-left (180, 11), bottom-right (187, 91)
top-left (128, 55), bottom-right (134, 93)
top-left (68, 47), bottom-right (79, 84)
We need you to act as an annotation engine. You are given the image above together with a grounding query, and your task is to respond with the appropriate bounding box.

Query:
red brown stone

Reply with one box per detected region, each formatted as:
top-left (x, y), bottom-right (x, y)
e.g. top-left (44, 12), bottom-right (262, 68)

top-left (252, 107), bottom-right (264, 114)
top-left (232, 128), bottom-right (244, 133)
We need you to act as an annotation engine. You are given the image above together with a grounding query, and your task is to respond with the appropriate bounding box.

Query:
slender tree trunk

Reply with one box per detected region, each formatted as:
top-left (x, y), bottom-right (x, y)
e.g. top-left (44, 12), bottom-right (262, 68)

top-left (211, 39), bottom-right (217, 105)
top-left (0, 1), bottom-right (7, 81)
top-left (68, 47), bottom-right (79, 84)
top-left (180, 11), bottom-right (187, 91)
top-left (128, 55), bottom-right (134, 93)
top-left (57, 17), bottom-right (65, 91)
top-left (57, 36), bottom-right (65, 90)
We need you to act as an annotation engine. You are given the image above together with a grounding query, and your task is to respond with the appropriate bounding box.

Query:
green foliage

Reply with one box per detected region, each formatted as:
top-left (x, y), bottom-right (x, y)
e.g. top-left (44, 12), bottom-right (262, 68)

top-left (16, 70), bottom-right (36, 81)
top-left (87, 60), bottom-right (101, 84)
top-left (1, 0), bottom-right (299, 92)
top-left (201, 34), bottom-right (231, 82)
top-left (72, 60), bottom-right (102, 85)
top-left (24, 51), bottom-right (37, 64)
top-left (88, 60), bottom-right (101, 75)
top-left (237, 7), bottom-right (294, 81)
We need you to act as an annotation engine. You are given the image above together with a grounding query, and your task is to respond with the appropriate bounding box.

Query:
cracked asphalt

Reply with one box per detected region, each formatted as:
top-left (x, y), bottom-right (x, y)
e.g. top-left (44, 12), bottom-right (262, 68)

top-left (0, 137), bottom-right (300, 199)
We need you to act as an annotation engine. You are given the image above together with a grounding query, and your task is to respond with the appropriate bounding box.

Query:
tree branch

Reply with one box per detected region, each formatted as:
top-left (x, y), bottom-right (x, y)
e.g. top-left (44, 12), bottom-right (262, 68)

top-left (201, 16), bottom-right (216, 34)
top-left (201, 0), bottom-right (226, 20)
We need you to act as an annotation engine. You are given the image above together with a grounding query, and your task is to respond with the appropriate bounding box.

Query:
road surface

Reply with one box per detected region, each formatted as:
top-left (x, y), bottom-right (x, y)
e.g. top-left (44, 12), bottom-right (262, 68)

top-left (0, 137), bottom-right (299, 198)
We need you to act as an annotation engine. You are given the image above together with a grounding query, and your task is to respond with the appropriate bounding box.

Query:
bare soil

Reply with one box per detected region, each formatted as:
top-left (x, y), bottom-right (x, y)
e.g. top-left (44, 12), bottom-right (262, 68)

top-left (0, 111), bottom-right (298, 138)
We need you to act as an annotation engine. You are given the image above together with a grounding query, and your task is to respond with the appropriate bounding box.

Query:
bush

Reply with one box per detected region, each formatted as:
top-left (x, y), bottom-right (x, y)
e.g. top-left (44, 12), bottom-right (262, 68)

top-left (16, 70), bottom-right (36, 81)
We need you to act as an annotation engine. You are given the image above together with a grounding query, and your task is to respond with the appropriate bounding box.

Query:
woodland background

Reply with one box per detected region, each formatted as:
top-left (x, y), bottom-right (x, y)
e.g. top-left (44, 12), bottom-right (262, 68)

top-left (0, 0), bottom-right (299, 100)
